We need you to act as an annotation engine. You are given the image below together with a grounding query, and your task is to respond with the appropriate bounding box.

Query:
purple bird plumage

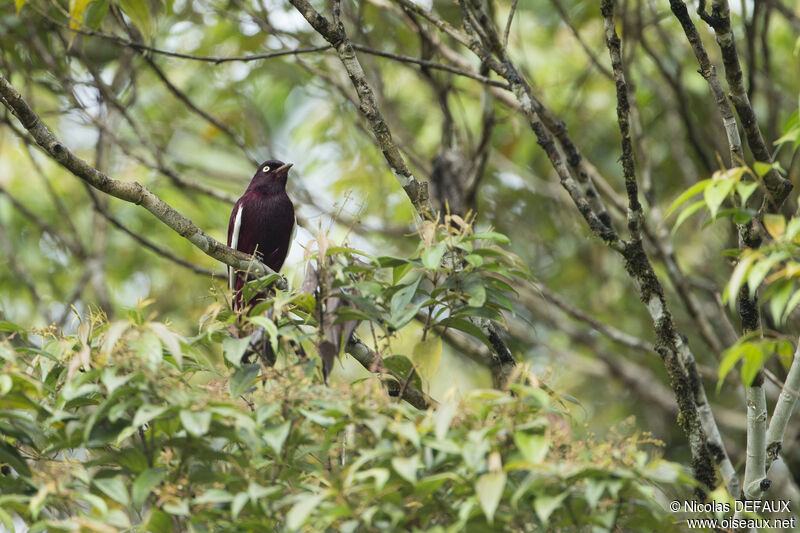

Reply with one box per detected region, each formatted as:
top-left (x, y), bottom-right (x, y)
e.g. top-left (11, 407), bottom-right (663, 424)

top-left (228, 159), bottom-right (296, 310)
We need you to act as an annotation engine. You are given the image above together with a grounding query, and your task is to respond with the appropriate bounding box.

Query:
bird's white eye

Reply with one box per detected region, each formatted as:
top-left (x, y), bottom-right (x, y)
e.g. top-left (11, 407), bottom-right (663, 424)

top-left (262, 165), bottom-right (271, 172)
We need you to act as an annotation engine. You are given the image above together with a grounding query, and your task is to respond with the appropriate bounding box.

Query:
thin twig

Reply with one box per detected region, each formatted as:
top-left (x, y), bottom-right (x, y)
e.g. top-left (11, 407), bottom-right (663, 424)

top-left (142, 56), bottom-right (259, 168)
top-left (85, 187), bottom-right (217, 276)
top-left (502, 0), bottom-right (519, 50)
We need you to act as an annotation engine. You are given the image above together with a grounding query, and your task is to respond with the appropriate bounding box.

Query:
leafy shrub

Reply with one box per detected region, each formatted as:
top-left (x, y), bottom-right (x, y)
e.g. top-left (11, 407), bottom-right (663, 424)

top-left (0, 313), bottom-right (691, 532)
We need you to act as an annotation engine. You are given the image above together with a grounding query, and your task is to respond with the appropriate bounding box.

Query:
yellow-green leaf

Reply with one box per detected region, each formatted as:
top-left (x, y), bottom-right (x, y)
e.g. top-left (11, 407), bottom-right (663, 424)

top-left (671, 200), bottom-right (705, 235)
top-left (476, 471), bottom-right (506, 524)
top-left (735, 181), bottom-right (759, 206)
top-left (117, 0), bottom-right (154, 41)
top-left (704, 176), bottom-right (737, 218)
top-left (725, 252), bottom-right (760, 308)
top-left (753, 161), bottom-right (773, 177)
top-left (740, 344), bottom-right (766, 386)
top-left (665, 179), bottom-right (711, 218)
top-left (69, 0), bottom-right (93, 29)
top-left (391, 455), bottom-right (420, 484)
top-left (764, 214), bottom-right (786, 239)
top-left (412, 335), bottom-right (442, 382)
top-left (534, 493), bottom-right (568, 525)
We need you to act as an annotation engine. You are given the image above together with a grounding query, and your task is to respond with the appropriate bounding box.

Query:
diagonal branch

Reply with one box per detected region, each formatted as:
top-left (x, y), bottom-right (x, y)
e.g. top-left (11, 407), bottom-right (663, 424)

top-left (0, 73), bottom-right (285, 290)
top-left (346, 336), bottom-right (436, 410)
top-left (85, 187), bottom-right (218, 277)
top-left (289, 0), bottom-right (433, 218)
top-left (602, 1), bottom-right (730, 496)
top-left (142, 56), bottom-right (259, 168)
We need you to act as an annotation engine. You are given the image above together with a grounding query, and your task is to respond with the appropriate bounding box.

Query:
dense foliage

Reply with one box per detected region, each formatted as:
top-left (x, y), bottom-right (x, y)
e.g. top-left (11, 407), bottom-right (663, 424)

top-left (0, 312), bottom-right (691, 532)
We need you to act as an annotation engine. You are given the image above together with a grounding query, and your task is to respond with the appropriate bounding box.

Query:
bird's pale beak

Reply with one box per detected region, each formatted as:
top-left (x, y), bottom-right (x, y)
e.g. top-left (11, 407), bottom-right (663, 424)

top-left (275, 163), bottom-right (293, 174)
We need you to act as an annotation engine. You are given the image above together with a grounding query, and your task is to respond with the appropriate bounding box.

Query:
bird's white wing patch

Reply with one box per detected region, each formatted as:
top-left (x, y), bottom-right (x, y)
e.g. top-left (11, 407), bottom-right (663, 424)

top-left (286, 216), bottom-right (297, 261)
top-left (228, 205), bottom-right (243, 290)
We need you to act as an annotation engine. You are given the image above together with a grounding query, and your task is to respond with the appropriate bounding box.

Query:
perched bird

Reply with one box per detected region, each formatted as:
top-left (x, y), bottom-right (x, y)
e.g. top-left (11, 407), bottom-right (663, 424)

top-left (228, 160), bottom-right (296, 310)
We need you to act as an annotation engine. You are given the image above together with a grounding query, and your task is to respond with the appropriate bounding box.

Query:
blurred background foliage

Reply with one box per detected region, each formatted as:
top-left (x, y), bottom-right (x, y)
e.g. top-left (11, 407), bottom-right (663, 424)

top-left (1, 0), bottom-right (800, 527)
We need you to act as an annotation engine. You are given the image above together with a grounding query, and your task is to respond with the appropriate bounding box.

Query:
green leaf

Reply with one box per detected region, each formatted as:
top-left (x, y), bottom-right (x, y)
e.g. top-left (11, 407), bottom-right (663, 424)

top-left (382, 355), bottom-right (422, 393)
top-left (298, 408), bottom-right (336, 426)
top-left (69, 0), bottom-right (92, 29)
top-left (769, 281), bottom-right (795, 327)
top-left (670, 200), bottom-right (705, 234)
top-left (287, 492), bottom-right (327, 530)
top-left (412, 335), bottom-right (442, 381)
top-left (422, 243), bottom-right (447, 270)
top-left (725, 252), bottom-right (760, 308)
top-left (94, 475), bottom-right (130, 507)
top-left (132, 404), bottom-right (169, 428)
top-left (376, 256), bottom-right (413, 268)
top-left (763, 214), bottom-right (786, 239)
top-left (134, 331), bottom-right (163, 367)
top-left (232, 492), bottom-right (249, 518)
top-left (665, 179), bottom-right (711, 218)
top-left (353, 468), bottom-right (391, 491)
top-left (149, 322), bottom-right (183, 368)
top-left (103, 321), bottom-right (130, 356)
top-left (741, 344), bottom-right (766, 386)
top-left (84, 0), bottom-right (110, 29)
top-left (777, 341), bottom-right (795, 370)
top-left (704, 177), bottom-right (736, 218)
top-left (782, 289), bottom-right (800, 324)
top-left (514, 432), bottom-right (549, 463)
top-left (117, 0), bottom-right (154, 41)
top-left (0, 441), bottom-right (32, 478)
top-left (0, 508), bottom-right (15, 533)
top-left (735, 181), bottom-right (759, 205)
top-left (133, 467), bottom-right (165, 509)
top-left (393, 263), bottom-right (414, 285)
top-left (146, 509), bottom-right (173, 533)
top-left (534, 493), bottom-right (568, 525)
top-left (463, 276), bottom-right (487, 307)
top-left (249, 316), bottom-right (279, 355)
top-left (774, 126), bottom-right (800, 146)
top-left (223, 335), bottom-right (252, 366)
top-left (746, 251), bottom-right (789, 297)
top-left (753, 161), bottom-right (773, 177)
top-left (440, 318), bottom-right (492, 351)
top-left (475, 471), bottom-right (506, 523)
top-left (785, 217), bottom-right (800, 241)
top-left (465, 254), bottom-right (484, 267)
top-left (470, 231), bottom-right (511, 244)
top-left (434, 400), bottom-right (458, 440)
top-left (264, 421), bottom-right (291, 455)
top-left (0, 321), bottom-right (24, 333)
top-left (391, 455), bottom-right (420, 484)
top-left (0, 375), bottom-right (12, 395)
top-left (390, 276), bottom-right (422, 319)
top-left (180, 410), bottom-right (211, 437)
top-left (195, 489), bottom-right (234, 504)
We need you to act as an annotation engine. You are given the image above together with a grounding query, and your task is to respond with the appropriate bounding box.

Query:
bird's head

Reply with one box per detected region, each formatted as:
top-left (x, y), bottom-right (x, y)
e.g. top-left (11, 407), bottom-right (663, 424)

top-left (250, 159), bottom-right (293, 191)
